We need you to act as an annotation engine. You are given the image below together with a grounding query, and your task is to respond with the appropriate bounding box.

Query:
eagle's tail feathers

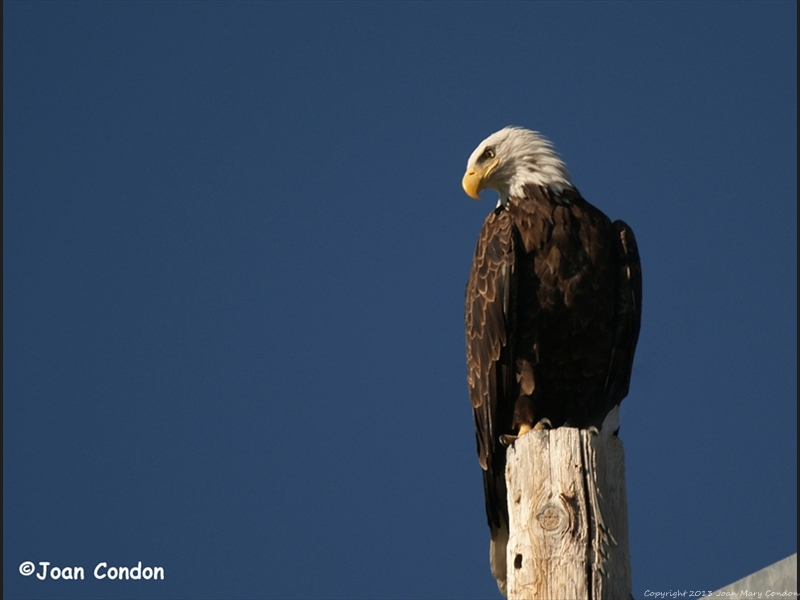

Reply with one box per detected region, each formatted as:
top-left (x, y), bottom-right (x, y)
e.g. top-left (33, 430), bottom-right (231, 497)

top-left (490, 524), bottom-right (509, 597)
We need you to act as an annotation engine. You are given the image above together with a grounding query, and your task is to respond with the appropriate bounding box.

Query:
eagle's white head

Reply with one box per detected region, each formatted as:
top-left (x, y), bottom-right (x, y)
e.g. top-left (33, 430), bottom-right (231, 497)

top-left (462, 126), bottom-right (574, 207)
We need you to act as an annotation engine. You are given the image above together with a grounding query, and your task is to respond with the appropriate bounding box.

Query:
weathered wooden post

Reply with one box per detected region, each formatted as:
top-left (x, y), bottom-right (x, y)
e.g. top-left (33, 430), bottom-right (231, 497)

top-left (504, 425), bottom-right (631, 600)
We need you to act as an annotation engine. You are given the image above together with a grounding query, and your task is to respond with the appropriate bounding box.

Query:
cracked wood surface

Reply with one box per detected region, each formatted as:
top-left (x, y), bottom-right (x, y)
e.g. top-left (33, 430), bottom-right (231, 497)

top-left (505, 428), bottom-right (631, 600)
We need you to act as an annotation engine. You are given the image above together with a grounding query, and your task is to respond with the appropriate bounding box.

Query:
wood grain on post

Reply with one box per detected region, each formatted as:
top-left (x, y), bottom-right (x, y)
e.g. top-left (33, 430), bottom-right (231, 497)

top-left (505, 428), bottom-right (631, 600)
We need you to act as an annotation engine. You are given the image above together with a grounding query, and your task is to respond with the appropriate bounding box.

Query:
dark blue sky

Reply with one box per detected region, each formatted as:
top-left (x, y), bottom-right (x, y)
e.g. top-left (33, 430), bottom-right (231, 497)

top-left (4, 2), bottom-right (796, 599)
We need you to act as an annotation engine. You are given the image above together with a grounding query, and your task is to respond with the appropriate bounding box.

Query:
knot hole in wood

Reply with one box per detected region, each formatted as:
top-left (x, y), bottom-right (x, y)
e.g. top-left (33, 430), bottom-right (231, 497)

top-left (536, 503), bottom-right (566, 532)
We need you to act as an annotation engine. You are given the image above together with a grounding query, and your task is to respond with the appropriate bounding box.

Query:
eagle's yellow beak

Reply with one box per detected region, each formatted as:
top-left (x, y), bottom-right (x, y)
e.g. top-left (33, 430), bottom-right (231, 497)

top-left (461, 158), bottom-right (499, 201)
top-left (462, 169), bottom-right (482, 200)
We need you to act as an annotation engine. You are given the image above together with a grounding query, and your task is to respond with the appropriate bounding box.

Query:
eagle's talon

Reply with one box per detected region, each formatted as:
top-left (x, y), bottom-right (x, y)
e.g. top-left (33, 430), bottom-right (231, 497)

top-left (499, 434), bottom-right (517, 447)
top-left (533, 418), bottom-right (552, 431)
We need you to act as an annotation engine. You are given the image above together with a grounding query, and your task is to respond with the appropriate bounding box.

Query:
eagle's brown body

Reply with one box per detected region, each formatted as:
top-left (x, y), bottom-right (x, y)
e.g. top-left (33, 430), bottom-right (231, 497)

top-left (465, 183), bottom-right (641, 571)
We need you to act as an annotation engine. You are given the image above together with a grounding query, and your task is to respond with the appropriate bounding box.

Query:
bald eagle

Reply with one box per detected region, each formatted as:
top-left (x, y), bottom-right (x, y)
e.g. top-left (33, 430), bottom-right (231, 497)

top-left (462, 127), bottom-right (641, 594)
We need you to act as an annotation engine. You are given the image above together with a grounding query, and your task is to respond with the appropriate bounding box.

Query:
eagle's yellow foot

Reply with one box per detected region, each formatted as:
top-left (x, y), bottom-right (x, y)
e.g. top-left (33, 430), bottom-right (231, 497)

top-left (532, 418), bottom-right (553, 431)
top-left (499, 421), bottom-right (544, 446)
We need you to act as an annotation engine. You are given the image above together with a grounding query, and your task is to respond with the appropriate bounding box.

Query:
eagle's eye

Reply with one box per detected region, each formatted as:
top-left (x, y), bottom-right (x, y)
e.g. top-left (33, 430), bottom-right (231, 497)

top-left (479, 148), bottom-right (495, 162)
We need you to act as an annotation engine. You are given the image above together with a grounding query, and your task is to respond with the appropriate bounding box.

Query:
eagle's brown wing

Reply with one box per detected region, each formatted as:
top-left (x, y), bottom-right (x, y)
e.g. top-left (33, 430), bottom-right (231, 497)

top-left (465, 207), bottom-right (516, 533)
top-left (604, 220), bottom-right (643, 412)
